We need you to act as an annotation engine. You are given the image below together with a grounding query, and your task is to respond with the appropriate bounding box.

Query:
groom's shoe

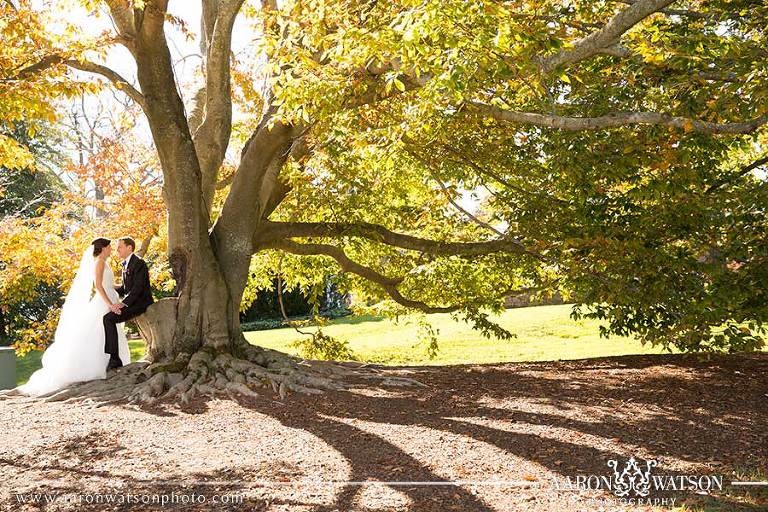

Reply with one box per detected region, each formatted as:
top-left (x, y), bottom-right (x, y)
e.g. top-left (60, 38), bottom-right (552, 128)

top-left (107, 357), bottom-right (123, 370)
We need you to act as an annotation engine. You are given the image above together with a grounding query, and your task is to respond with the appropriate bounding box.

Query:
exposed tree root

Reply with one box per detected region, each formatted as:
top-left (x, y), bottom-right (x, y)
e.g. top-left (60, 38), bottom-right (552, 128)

top-left (1, 344), bottom-right (427, 407)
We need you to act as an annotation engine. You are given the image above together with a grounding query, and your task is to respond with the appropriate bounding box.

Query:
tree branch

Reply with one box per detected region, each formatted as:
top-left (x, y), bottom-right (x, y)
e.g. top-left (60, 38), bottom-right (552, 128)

top-left (467, 101), bottom-right (768, 135)
top-left (256, 220), bottom-right (546, 261)
top-left (705, 155), bottom-right (768, 194)
top-left (616, 0), bottom-right (721, 21)
top-left (66, 60), bottom-right (147, 111)
top-left (258, 135), bottom-right (311, 219)
top-left (192, 0), bottom-right (246, 213)
top-left (104, 0), bottom-right (138, 51)
top-left (400, 141), bottom-right (504, 236)
top-left (3, 55), bottom-right (63, 81)
top-left (697, 71), bottom-right (739, 83)
top-left (136, 228), bottom-right (158, 258)
top-left (595, 44), bottom-right (633, 58)
top-left (338, 57), bottom-right (429, 109)
top-left (3, 55), bottom-right (147, 112)
top-left (262, 239), bottom-right (460, 314)
top-left (536, 0), bottom-right (676, 74)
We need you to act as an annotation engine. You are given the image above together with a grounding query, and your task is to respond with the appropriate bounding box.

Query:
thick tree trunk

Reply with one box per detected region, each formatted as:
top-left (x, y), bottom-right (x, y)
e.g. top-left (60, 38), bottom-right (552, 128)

top-left (134, 298), bottom-right (177, 361)
top-left (132, 10), bottom-right (235, 359)
top-left (211, 111), bottom-right (301, 335)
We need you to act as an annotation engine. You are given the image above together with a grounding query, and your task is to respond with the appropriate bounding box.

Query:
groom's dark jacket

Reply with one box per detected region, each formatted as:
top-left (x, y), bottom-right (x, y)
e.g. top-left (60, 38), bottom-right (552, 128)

top-left (115, 254), bottom-right (154, 311)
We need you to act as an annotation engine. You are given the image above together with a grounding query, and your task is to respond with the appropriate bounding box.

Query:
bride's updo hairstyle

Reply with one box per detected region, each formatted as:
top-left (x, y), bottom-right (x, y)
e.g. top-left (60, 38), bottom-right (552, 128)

top-left (92, 237), bottom-right (112, 257)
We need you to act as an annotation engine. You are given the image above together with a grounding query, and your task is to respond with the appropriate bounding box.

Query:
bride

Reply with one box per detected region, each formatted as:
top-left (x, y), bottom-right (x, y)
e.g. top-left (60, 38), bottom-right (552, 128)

top-left (15, 238), bottom-right (131, 396)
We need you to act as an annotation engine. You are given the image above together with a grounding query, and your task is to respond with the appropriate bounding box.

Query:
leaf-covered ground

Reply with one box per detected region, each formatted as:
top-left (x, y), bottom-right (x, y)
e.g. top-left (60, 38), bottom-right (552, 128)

top-left (1, 351), bottom-right (766, 511)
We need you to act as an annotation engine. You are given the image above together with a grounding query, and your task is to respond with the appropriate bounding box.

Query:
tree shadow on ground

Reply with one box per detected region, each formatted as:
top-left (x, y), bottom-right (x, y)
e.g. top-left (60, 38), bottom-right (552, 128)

top-left (7, 352), bottom-right (766, 511)
top-left (207, 352), bottom-right (767, 511)
top-left (2, 430), bottom-right (338, 511)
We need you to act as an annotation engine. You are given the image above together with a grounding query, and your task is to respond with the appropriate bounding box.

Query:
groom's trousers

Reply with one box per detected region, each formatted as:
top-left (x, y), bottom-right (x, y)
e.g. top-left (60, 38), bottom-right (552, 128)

top-left (103, 305), bottom-right (147, 366)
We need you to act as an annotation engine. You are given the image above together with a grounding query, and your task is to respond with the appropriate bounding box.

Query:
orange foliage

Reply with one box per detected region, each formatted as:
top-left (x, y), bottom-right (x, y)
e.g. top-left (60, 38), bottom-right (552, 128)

top-left (1, 141), bottom-right (166, 355)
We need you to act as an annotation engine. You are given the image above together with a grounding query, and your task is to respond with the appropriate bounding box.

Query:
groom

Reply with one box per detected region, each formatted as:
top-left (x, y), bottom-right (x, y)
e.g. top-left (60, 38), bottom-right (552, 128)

top-left (103, 236), bottom-right (154, 369)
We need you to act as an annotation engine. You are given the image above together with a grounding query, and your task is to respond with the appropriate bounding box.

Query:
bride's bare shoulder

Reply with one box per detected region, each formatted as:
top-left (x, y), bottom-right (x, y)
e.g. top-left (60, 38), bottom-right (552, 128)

top-left (94, 257), bottom-right (106, 280)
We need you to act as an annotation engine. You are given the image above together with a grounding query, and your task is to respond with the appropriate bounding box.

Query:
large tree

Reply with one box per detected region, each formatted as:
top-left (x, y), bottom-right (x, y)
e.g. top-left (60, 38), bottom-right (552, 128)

top-left (4, 0), bottom-right (767, 403)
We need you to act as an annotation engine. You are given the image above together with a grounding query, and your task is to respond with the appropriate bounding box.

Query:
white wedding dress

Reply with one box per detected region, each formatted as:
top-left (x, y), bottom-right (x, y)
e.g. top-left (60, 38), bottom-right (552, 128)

top-left (17, 247), bottom-right (130, 396)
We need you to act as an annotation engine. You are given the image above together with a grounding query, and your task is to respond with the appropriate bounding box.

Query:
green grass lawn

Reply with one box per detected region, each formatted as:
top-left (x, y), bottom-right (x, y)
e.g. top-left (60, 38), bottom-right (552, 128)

top-left (9, 304), bottom-right (697, 386)
top-left (245, 303), bottom-right (678, 365)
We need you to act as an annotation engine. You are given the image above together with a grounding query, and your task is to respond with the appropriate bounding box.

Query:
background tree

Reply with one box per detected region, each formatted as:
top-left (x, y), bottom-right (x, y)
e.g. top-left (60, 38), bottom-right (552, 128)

top-left (1, 0), bottom-right (110, 347)
top-left (0, 122), bottom-right (66, 346)
top-left (4, 0), bottom-right (767, 403)
top-left (0, 133), bottom-right (165, 353)
top-left (0, 74), bottom-right (165, 353)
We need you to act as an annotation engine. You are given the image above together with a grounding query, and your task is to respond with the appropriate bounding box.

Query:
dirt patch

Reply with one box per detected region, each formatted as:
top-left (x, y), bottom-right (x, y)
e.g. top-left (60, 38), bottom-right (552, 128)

top-left (1, 352), bottom-right (767, 511)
